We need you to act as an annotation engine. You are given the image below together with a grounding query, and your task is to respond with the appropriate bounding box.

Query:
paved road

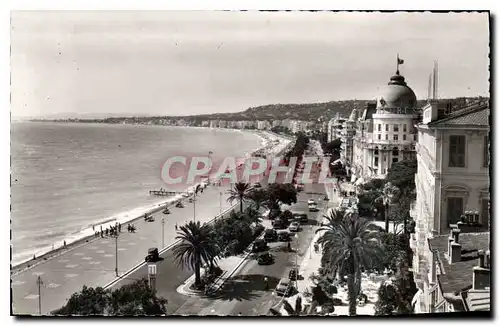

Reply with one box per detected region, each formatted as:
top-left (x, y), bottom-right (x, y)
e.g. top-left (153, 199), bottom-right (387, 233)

top-left (172, 181), bottom-right (327, 316)
top-left (11, 183), bottom-right (235, 315)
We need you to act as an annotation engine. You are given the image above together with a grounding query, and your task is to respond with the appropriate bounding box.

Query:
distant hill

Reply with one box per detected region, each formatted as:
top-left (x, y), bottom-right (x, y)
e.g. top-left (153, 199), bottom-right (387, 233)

top-left (183, 100), bottom-right (371, 122)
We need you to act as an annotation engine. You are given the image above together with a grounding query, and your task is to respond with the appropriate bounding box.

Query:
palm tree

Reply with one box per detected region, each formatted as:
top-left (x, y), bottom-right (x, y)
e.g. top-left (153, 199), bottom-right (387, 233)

top-left (172, 221), bottom-right (220, 288)
top-left (248, 188), bottom-right (269, 211)
top-left (269, 296), bottom-right (319, 316)
top-left (316, 215), bottom-right (385, 316)
top-left (243, 207), bottom-right (262, 227)
top-left (227, 182), bottom-right (253, 213)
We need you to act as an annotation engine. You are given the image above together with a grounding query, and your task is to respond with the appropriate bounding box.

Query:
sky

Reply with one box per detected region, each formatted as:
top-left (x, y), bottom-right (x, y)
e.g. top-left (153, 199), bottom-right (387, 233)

top-left (10, 11), bottom-right (490, 118)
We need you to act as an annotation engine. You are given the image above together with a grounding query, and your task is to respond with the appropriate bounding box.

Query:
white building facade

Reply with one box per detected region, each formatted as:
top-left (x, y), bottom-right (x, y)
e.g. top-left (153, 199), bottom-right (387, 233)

top-left (350, 72), bottom-right (419, 182)
top-left (410, 100), bottom-right (490, 313)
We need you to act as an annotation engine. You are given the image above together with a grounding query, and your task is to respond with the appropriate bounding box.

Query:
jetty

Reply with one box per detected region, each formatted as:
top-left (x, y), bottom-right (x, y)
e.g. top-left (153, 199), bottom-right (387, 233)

top-left (149, 190), bottom-right (180, 197)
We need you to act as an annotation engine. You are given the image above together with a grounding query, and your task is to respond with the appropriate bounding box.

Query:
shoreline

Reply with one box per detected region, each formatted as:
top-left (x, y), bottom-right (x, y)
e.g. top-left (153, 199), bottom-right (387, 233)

top-left (11, 130), bottom-right (293, 271)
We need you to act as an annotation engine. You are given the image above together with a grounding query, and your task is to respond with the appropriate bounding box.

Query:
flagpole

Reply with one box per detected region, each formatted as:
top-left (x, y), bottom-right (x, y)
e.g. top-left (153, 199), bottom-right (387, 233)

top-left (396, 53), bottom-right (400, 75)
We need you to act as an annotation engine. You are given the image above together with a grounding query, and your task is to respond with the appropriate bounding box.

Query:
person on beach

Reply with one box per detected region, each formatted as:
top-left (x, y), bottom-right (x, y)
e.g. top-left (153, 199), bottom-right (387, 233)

top-left (92, 225), bottom-right (95, 231)
top-left (264, 277), bottom-right (269, 290)
top-left (63, 240), bottom-right (66, 247)
top-left (100, 225), bottom-right (103, 232)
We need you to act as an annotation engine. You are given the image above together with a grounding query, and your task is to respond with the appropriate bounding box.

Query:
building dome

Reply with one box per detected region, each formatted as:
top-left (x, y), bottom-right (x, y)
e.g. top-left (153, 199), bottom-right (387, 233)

top-left (376, 73), bottom-right (417, 110)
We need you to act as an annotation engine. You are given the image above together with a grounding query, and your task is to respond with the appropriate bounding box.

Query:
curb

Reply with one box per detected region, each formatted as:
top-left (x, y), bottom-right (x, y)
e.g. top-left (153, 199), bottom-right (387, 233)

top-left (103, 203), bottom-right (238, 290)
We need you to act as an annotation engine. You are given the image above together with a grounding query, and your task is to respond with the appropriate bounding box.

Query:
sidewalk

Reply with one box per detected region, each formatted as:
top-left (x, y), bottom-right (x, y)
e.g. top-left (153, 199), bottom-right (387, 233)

top-left (11, 183), bottom-right (235, 315)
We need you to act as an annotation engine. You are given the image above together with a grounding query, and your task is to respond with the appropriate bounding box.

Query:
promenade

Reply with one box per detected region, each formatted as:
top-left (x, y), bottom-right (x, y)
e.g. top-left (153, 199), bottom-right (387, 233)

top-left (11, 181), bottom-right (236, 315)
top-left (11, 134), bottom-right (293, 315)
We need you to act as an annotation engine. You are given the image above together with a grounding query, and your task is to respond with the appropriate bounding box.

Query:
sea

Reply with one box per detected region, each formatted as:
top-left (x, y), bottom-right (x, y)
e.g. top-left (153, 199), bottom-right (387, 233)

top-left (10, 122), bottom-right (263, 266)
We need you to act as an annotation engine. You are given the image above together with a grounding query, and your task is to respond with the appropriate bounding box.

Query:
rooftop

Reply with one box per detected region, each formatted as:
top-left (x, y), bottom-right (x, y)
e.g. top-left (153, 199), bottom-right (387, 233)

top-left (427, 101), bottom-right (489, 127)
top-left (428, 232), bottom-right (489, 295)
top-left (462, 289), bottom-right (490, 311)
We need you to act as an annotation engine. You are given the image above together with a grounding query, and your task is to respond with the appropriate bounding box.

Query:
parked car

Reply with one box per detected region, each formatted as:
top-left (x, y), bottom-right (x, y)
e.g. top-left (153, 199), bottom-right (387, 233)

top-left (253, 182), bottom-right (262, 188)
top-left (145, 247), bottom-right (159, 263)
top-left (277, 230), bottom-right (291, 242)
top-left (307, 199), bottom-right (316, 205)
top-left (275, 278), bottom-right (293, 296)
top-left (308, 203), bottom-right (318, 212)
top-left (162, 208), bottom-right (171, 215)
top-left (257, 252), bottom-right (275, 265)
top-left (288, 268), bottom-right (299, 281)
top-left (264, 229), bottom-right (278, 242)
top-left (293, 213), bottom-right (308, 224)
top-left (252, 239), bottom-right (267, 252)
top-left (289, 222), bottom-right (300, 232)
top-left (176, 201), bottom-right (184, 208)
top-left (272, 219), bottom-right (286, 230)
top-left (296, 183), bottom-right (304, 192)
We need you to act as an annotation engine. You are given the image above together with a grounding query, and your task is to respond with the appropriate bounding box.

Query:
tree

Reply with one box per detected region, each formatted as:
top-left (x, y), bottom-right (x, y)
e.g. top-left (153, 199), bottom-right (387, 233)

top-left (386, 159), bottom-right (417, 192)
top-left (53, 279), bottom-right (167, 316)
top-left (265, 183), bottom-right (298, 212)
top-left (269, 296), bottom-right (318, 316)
top-left (227, 182), bottom-right (253, 213)
top-left (316, 215), bottom-right (385, 316)
top-left (248, 188), bottom-right (269, 211)
top-left (172, 221), bottom-right (220, 288)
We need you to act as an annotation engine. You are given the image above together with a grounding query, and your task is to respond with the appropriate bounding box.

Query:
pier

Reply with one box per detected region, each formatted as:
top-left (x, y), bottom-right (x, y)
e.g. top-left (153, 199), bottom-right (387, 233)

top-left (149, 190), bottom-right (180, 197)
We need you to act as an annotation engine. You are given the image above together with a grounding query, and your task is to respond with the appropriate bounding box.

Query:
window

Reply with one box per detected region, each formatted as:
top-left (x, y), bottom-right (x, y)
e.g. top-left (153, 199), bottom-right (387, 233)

top-left (378, 134), bottom-right (381, 140)
top-left (447, 197), bottom-right (464, 225)
top-left (403, 134), bottom-right (407, 141)
top-left (484, 136), bottom-right (489, 167)
top-left (392, 147), bottom-right (399, 156)
top-left (481, 199), bottom-right (489, 226)
top-left (414, 134), bottom-right (417, 141)
top-left (378, 124), bottom-right (381, 131)
top-left (374, 147), bottom-right (379, 155)
top-left (392, 157), bottom-right (399, 163)
top-left (394, 124), bottom-right (399, 132)
top-left (449, 135), bottom-right (466, 167)
top-left (403, 124), bottom-right (407, 132)
top-left (385, 124), bottom-right (389, 131)
top-left (393, 134), bottom-right (398, 141)
top-left (385, 134), bottom-right (388, 140)
top-left (374, 157), bottom-right (379, 167)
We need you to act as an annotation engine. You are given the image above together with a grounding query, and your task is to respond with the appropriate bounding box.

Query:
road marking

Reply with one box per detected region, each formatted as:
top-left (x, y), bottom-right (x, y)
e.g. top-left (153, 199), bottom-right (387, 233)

top-left (89, 261), bottom-right (101, 265)
top-left (118, 248), bottom-right (127, 251)
top-left (103, 254), bottom-right (113, 257)
top-left (101, 240), bottom-right (110, 244)
top-left (24, 294), bottom-right (39, 300)
top-left (89, 246), bottom-right (98, 250)
top-left (32, 272), bottom-right (44, 276)
top-left (11, 280), bottom-right (25, 286)
top-left (81, 256), bottom-right (92, 260)
top-left (57, 259), bottom-right (69, 263)
top-left (96, 250), bottom-right (105, 254)
top-left (128, 242), bottom-right (136, 245)
top-left (65, 274), bottom-right (78, 278)
top-left (47, 283), bottom-right (60, 288)
top-left (73, 252), bottom-right (84, 256)
top-left (65, 264), bottom-right (79, 268)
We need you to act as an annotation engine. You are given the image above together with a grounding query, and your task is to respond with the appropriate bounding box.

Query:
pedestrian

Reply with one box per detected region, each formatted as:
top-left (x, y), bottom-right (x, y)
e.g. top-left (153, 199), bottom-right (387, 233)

top-left (92, 225), bottom-right (95, 231)
top-left (175, 223), bottom-right (178, 231)
top-left (100, 225), bottom-right (103, 232)
top-left (118, 223), bottom-right (121, 233)
top-left (100, 230), bottom-right (104, 238)
top-left (264, 277), bottom-right (269, 290)
top-left (63, 240), bottom-right (66, 247)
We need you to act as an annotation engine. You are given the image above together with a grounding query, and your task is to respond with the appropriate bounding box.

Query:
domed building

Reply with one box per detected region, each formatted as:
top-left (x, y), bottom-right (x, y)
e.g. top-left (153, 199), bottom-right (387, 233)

top-left (349, 70), bottom-right (421, 182)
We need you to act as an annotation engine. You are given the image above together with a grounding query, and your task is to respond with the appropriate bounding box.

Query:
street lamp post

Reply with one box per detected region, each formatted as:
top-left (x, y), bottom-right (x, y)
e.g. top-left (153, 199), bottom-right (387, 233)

top-left (193, 192), bottom-right (197, 222)
top-left (161, 218), bottom-right (165, 248)
top-left (36, 276), bottom-right (43, 315)
top-left (148, 263), bottom-right (157, 292)
top-left (115, 233), bottom-right (119, 277)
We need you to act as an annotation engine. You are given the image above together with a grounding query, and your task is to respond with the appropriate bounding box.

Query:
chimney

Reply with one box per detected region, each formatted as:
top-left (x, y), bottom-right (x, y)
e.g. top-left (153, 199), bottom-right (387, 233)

top-left (448, 229), bottom-right (461, 264)
top-left (473, 250), bottom-right (491, 290)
